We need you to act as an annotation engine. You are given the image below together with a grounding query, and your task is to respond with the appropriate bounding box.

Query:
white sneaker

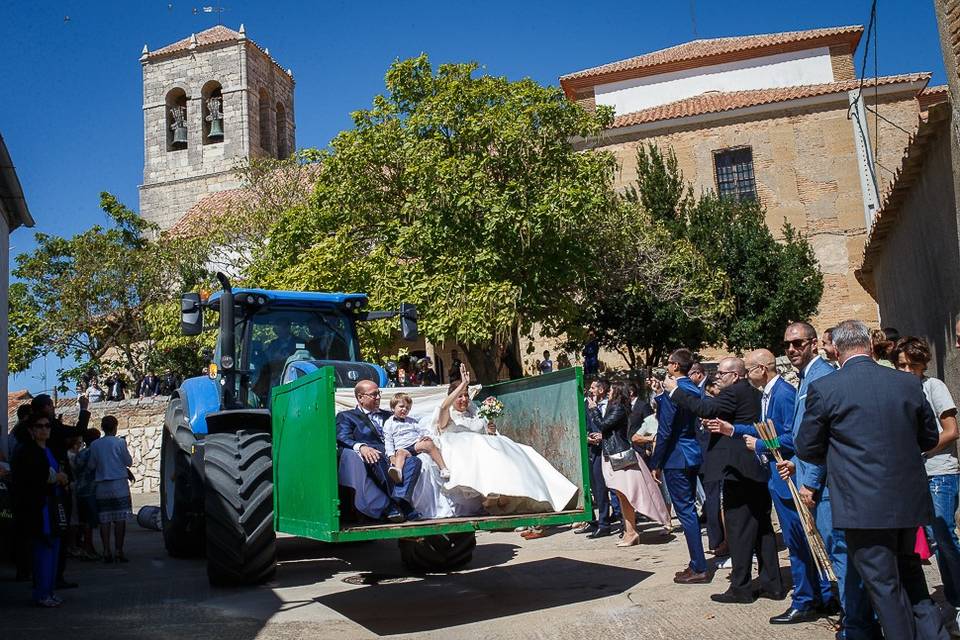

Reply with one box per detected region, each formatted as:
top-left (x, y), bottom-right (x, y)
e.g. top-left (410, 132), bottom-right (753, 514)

top-left (387, 466), bottom-right (402, 483)
top-left (440, 468), bottom-right (451, 481)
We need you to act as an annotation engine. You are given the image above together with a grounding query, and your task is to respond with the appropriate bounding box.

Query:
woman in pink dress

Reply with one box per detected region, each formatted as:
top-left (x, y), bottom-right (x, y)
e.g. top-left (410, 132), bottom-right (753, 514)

top-left (587, 381), bottom-right (670, 546)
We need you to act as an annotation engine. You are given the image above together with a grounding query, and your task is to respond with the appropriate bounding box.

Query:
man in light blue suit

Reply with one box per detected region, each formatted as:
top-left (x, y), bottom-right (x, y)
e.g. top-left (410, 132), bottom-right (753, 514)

top-left (779, 322), bottom-right (878, 640)
top-left (722, 348), bottom-right (825, 624)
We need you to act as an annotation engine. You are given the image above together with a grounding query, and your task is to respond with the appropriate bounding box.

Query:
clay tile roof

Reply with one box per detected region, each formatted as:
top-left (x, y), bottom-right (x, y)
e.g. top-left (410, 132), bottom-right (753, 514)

top-left (608, 73), bottom-right (931, 130)
top-left (147, 25), bottom-right (242, 58)
top-left (167, 187), bottom-right (248, 239)
top-left (857, 101), bottom-right (951, 297)
top-left (919, 84), bottom-right (949, 112)
top-left (560, 25), bottom-right (863, 93)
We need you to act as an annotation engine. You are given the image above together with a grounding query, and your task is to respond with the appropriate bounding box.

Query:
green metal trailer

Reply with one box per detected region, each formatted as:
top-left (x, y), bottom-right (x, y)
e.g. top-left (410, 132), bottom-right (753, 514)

top-left (270, 365), bottom-right (592, 568)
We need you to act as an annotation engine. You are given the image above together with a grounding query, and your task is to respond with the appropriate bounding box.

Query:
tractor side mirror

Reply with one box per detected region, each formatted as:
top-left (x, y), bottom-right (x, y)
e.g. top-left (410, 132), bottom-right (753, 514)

top-left (181, 293), bottom-right (203, 336)
top-left (400, 302), bottom-right (418, 341)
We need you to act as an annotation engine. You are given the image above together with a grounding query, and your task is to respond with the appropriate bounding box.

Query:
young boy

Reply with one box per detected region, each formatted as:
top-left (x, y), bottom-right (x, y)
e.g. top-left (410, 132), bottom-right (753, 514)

top-left (383, 393), bottom-right (450, 482)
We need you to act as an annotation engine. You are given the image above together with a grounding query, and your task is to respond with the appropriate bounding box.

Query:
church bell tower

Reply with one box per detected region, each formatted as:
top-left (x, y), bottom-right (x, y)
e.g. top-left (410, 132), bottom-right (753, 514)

top-left (139, 24), bottom-right (295, 230)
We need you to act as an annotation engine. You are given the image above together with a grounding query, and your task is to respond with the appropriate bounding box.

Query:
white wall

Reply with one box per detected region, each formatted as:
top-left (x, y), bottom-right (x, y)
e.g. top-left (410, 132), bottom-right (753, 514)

top-left (1, 211), bottom-right (10, 438)
top-left (594, 47), bottom-right (836, 116)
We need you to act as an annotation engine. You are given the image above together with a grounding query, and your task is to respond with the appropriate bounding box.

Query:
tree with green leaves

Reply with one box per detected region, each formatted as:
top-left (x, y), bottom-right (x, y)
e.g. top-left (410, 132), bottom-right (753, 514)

top-left (13, 193), bottom-right (209, 384)
top-left (579, 143), bottom-right (822, 366)
top-left (250, 55), bottom-right (621, 382)
top-left (7, 281), bottom-right (43, 374)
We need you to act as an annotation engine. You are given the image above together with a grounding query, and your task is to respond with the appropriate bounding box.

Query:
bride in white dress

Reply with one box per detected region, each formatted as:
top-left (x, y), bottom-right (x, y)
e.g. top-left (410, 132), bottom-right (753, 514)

top-left (430, 365), bottom-right (579, 516)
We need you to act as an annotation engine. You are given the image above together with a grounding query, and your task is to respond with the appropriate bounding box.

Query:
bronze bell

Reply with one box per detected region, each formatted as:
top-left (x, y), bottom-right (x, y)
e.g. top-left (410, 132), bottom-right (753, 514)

top-left (206, 97), bottom-right (224, 140)
top-left (208, 117), bottom-right (223, 139)
top-left (172, 125), bottom-right (189, 145)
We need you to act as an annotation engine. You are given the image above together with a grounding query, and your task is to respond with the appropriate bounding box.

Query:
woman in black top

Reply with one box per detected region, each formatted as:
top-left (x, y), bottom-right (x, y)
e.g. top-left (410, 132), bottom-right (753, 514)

top-left (587, 382), bottom-right (669, 547)
top-left (11, 414), bottom-right (68, 607)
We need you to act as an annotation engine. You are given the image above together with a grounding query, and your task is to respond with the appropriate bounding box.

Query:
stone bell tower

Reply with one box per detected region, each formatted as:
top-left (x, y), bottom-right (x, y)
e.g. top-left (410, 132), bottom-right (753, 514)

top-left (139, 24), bottom-right (295, 230)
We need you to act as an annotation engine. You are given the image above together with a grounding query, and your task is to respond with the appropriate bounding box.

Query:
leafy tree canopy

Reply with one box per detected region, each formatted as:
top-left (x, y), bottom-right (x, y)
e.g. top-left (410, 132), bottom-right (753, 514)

top-left (251, 55), bottom-right (620, 381)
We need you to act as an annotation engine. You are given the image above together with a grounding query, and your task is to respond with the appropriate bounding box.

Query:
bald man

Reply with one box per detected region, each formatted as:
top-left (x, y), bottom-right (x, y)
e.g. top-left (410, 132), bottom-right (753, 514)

top-left (662, 356), bottom-right (783, 603)
top-left (336, 380), bottom-right (422, 523)
top-left (716, 350), bottom-right (826, 623)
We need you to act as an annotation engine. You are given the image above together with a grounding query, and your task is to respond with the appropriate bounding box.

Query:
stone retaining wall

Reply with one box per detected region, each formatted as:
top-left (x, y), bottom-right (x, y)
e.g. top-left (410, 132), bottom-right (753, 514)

top-left (57, 396), bottom-right (169, 495)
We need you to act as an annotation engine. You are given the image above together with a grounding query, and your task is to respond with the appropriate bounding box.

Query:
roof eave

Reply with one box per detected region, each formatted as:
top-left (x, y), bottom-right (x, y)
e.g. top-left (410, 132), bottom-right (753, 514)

top-left (560, 27), bottom-right (864, 95)
top-left (0, 133), bottom-right (35, 231)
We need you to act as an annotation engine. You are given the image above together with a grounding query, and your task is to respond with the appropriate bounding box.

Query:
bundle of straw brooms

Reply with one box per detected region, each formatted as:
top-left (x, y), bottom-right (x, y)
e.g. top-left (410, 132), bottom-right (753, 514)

top-left (755, 419), bottom-right (837, 583)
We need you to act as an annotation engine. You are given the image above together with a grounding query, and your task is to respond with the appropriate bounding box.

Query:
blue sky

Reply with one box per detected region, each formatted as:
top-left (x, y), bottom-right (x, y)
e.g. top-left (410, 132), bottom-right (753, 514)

top-left (3, 0), bottom-right (946, 394)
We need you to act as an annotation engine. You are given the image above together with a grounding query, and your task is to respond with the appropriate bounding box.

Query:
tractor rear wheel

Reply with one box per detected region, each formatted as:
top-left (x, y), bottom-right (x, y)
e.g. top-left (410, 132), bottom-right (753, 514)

top-left (204, 430), bottom-right (276, 586)
top-left (398, 532), bottom-right (476, 572)
top-left (160, 399), bottom-right (205, 557)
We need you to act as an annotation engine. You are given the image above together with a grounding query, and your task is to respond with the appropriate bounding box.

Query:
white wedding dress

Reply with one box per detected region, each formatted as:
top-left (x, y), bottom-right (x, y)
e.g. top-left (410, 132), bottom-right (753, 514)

top-left (430, 405), bottom-right (579, 516)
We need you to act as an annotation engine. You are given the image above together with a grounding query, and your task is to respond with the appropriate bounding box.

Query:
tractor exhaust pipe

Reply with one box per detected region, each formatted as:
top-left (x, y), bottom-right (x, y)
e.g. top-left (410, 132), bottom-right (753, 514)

top-left (217, 272), bottom-right (237, 409)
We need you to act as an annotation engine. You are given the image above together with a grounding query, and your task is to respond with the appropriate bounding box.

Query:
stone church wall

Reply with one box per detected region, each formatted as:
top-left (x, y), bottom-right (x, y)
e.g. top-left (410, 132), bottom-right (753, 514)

top-left (593, 92), bottom-right (919, 331)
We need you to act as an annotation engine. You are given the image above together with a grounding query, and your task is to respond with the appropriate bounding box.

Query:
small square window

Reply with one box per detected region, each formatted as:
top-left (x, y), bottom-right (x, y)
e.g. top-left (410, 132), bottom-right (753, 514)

top-left (713, 147), bottom-right (757, 202)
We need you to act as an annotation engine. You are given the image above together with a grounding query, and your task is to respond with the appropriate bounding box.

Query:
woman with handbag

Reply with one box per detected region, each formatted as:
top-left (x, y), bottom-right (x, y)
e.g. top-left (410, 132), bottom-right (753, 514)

top-left (587, 381), bottom-right (669, 547)
top-left (11, 414), bottom-right (69, 607)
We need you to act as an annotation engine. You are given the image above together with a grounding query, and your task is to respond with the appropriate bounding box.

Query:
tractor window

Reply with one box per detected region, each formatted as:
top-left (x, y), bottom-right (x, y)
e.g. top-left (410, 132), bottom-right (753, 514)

top-left (245, 308), bottom-right (357, 406)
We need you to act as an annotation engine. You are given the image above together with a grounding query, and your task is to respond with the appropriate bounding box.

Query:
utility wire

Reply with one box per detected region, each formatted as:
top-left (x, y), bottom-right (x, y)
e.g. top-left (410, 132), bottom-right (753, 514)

top-left (864, 104), bottom-right (914, 137)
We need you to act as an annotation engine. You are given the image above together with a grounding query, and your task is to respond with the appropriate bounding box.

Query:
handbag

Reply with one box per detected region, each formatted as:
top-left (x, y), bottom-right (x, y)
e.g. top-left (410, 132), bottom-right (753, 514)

top-left (602, 431), bottom-right (638, 471)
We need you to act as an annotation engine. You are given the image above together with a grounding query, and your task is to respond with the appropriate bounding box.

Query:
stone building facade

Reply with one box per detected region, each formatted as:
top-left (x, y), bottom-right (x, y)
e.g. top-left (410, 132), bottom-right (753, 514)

top-left (561, 26), bottom-right (939, 331)
top-left (857, 103), bottom-right (960, 398)
top-left (139, 25), bottom-right (295, 230)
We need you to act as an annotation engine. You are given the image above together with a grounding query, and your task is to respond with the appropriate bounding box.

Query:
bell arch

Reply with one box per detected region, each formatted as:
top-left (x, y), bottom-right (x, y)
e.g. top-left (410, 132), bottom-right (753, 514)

top-left (201, 80), bottom-right (224, 145)
top-left (276, 102), bottom-right (288, 159)
top-left (165, 87), bottom-right (188, 151)
top-left (258, 88), bottom-right (272, 156)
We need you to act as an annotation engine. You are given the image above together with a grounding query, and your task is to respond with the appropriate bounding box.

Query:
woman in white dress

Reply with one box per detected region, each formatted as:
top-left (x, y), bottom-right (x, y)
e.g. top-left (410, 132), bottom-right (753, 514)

top-left (431, 365), bottom-right (579, 516)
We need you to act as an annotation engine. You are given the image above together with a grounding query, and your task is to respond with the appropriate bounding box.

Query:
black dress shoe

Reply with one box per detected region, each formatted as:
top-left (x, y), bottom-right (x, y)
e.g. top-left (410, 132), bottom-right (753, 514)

top-left (818, 599), bottom-right (841, 616)
top-left (710, 589), bottom-right (758, 604)
top-left (586, 528), bottom-right (612, 539)
top-left (769, 606), bottom-right (819, 625)
top-left (609, 513), bottom-right (622, 523)
top-left (759, 589), bottom-right (788, 601)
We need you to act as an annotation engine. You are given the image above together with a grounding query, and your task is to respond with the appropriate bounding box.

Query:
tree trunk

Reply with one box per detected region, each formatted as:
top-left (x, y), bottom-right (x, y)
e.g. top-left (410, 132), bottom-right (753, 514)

top-left (462, 343), bottom-right (500, 385)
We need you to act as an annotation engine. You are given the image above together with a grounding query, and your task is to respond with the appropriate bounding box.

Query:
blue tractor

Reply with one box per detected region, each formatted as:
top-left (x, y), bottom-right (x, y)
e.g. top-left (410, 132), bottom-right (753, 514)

top-left (159, 273), bottom-right (418, 583)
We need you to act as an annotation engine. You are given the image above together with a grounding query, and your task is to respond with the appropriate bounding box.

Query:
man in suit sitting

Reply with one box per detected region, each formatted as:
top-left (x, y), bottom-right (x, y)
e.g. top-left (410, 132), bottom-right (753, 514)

top-left (336, 380), bottom-right (422, 523)
top-left (649, 348), bottom-right (710, 584)
top-left (721, 349), bottom-right (825, 624)
top-left (661, 356), bottom-right (783, 603)
top-left (796, 320), bottom-right (947, 640)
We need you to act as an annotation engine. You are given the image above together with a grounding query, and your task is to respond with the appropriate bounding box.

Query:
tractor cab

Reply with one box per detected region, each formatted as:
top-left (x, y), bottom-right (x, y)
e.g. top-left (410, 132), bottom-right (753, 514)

top-left (180, 275), bottom-right (417, 411)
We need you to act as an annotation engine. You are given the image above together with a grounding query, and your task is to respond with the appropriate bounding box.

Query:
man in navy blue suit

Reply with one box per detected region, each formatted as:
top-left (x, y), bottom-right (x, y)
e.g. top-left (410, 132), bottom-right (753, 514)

top-left (650, 348), bottom-right (710, 584)
top-left (720, 348), bottom-right (825, 624)
top-left (796, 320), bottom-right (946, 640)
top-left (336, 380), bottom-right (422, 522)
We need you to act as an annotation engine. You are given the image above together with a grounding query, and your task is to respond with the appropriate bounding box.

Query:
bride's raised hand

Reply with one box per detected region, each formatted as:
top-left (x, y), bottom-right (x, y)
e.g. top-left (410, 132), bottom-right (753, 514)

top-left (460, 363), bottom-right (470, 387)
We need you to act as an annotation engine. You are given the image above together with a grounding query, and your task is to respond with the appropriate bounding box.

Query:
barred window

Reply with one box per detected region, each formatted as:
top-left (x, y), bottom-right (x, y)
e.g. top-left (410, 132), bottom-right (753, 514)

top-left (713, 147), bottom-right (757, 201)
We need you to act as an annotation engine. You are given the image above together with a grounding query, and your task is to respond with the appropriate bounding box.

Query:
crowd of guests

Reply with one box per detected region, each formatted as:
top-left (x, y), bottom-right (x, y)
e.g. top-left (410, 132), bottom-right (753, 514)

top-left (0, 395), bottom-right (134, 607)
top-left (577, 318), bottom-right (960, 640)
top-left (77, 370), bottom-right (183, 403)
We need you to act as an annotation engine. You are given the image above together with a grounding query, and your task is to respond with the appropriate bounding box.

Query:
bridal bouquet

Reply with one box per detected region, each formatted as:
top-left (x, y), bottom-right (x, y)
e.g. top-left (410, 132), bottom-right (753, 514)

top-left (477, 396), bottom-right (504, 420)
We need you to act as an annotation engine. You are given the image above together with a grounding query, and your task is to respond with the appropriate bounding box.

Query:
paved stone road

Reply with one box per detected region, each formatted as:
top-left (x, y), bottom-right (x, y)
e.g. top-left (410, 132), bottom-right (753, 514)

top-left (0, 494), bottom-right (949, 639)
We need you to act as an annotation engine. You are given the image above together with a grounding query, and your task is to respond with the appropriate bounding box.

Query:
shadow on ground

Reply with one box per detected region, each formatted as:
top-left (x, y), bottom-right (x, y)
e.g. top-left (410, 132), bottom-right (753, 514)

top-left (315, 556), bottom-right (651, 635)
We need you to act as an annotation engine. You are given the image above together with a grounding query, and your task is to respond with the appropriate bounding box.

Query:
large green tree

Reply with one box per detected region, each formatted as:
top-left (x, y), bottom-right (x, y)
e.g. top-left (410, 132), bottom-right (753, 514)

top-left (13, 193), bottom-right (209, 383)
top-left (251, 55), bottom-right (621, 382)
top-left (578, 144), bottom-right (823, 365)
top-left (7, 282), bottom-right (43, 374)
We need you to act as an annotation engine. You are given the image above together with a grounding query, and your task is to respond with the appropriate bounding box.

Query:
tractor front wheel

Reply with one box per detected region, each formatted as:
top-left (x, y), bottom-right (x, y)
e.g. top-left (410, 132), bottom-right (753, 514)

top-left (204, 430), bottom-right (276, 586)
top-left (398, 532), bottom-right (476, 572)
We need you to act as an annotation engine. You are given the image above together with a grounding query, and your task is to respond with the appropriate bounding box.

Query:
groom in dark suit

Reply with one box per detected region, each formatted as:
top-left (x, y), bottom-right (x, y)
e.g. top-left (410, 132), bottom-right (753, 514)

top-left (797, 320), bottom-right (947, 640)
top-left (336, 380), bottom-right (422, 522)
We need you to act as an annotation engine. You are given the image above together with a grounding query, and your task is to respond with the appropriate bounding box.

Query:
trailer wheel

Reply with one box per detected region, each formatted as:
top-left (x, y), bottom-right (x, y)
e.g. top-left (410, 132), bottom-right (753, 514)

top-left (398, 532), bottom-right (476, 572)
top-left (204, 430), bottom-right (276, 586)
top-left (161, 399), bottom-right (205, 557)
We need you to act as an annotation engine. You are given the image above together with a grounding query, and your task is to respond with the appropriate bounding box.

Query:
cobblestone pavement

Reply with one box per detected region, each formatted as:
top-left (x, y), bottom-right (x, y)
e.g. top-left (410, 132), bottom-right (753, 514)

top-left (0, 494), bottom-right (950, 639)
